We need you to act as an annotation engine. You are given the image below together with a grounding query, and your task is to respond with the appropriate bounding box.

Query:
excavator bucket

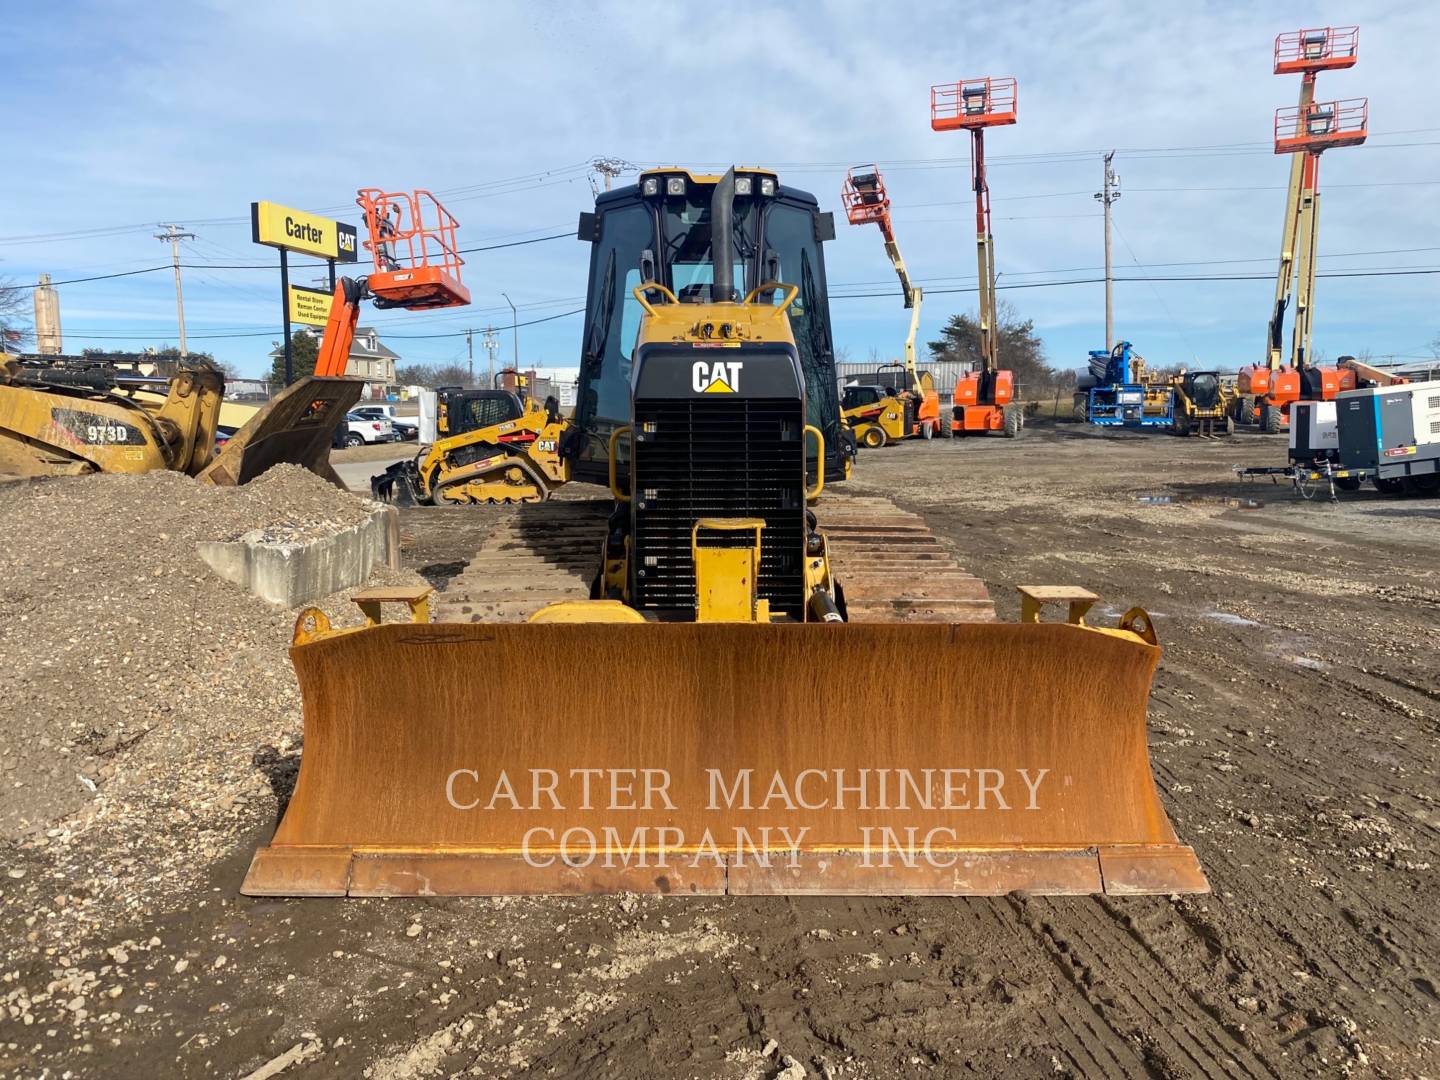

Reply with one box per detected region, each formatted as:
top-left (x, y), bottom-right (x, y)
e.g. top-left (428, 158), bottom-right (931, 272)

top-left (244, 616), bottom-right (1207, 898)
top-left (199, 376), bottom-right (363, 487)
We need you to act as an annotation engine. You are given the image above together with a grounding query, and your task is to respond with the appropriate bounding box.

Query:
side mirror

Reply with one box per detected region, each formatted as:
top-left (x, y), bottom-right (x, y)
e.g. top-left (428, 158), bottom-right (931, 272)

top-left (764, 247), bottom-right (781, 283)
top-left (639, 248), bottom-right (656, 283)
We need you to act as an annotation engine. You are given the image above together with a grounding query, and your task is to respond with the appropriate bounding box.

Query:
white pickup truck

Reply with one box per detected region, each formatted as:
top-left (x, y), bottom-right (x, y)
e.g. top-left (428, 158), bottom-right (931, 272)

top-left (353, 405), bottom-right (418, 440)
top-left (337, 412), bottom-right (396, 446)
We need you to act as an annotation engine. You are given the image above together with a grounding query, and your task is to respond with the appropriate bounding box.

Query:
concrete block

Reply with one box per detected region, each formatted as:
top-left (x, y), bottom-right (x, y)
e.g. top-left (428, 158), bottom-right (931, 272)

top-left (197, 505), bottom-right (399, 607)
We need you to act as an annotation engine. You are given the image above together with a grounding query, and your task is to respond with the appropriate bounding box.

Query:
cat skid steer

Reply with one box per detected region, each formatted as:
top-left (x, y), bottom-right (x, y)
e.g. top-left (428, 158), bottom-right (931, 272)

top-left (243, 169), bottom-right (1207, 899)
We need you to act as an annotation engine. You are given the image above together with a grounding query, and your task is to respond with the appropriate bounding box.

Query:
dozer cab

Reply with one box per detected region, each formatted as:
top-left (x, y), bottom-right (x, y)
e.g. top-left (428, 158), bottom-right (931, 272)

top-left (244, 168), bottom-right (1206, 900)
top-left (372, 371), bottom-right (569, 505)
top-left (0, 353), bottom-right (361, 486)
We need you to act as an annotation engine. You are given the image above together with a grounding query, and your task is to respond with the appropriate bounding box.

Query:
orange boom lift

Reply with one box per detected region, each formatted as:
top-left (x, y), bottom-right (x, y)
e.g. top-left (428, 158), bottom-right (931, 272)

top-left (313, 189), bottom-right (470, 378)
top-left (931, 77), bottom-right (1023, 437)
top-left (839, 166), bottom-right (944, 440)
top-left (1236, 28), bottom-right (1367, 431)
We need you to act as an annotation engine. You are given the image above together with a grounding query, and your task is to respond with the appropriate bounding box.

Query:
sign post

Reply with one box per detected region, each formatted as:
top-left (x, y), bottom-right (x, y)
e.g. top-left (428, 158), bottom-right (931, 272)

top-left (280, 250), bottom-right (291, 383)
top-left (251, 201), bottom-right (358, 385)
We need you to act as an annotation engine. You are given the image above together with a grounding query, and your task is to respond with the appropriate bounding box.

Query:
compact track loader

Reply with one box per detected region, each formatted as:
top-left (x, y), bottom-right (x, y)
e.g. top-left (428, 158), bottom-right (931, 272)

top-left (371, 377), bottom-right (569, 505)
top-left (1170, 370), bottom-right (1236, 438)
top-left (244, 169), bottom-right (1206, 899)
top-left (0, 354), bottom-right (360, 485)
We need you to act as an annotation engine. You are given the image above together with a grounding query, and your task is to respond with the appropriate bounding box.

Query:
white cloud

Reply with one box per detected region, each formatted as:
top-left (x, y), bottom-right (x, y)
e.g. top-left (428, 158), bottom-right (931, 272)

top-left (4, 0), bottom-right (1437, 375)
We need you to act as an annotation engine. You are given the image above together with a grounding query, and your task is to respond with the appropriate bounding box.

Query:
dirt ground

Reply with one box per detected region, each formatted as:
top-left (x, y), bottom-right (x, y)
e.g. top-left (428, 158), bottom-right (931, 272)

top-left (2, 422), bottom-right (1437, 1079)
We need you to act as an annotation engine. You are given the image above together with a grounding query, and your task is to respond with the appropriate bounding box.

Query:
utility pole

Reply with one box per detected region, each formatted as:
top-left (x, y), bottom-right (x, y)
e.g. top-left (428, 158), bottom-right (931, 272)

top-left (501, 292), bottom-right (518, 370)
top-left (482, 327), bottom-right (500, 388)
top-left (591, 158), bottom-right (627, 193)
top-left (466, 329), bottom-right (474, 386)
top-left (1094, 152), bottom-right (1120, 350)
top-left (155, 223), bottom-right (197, 358)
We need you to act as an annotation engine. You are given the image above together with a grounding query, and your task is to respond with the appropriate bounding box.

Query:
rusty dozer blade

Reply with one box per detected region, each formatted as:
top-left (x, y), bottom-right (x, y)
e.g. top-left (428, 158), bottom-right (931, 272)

top-left (198, 376), bottom-right (363, 487)
top-left (243, 618), bottom-right (1208, 898)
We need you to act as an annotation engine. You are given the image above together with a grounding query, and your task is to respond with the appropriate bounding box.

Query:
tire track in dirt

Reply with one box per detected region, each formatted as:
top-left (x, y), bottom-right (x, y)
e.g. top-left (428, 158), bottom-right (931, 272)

top-left (1145, 650), bottom-right (1439, 1065)
top-left (1010, 894), bottom-right (1278, 1080)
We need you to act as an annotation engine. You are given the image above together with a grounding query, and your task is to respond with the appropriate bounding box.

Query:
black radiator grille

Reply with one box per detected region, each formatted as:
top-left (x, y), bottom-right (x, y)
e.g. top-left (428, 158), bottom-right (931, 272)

top-left (632, 398), bottom-right (806, 617)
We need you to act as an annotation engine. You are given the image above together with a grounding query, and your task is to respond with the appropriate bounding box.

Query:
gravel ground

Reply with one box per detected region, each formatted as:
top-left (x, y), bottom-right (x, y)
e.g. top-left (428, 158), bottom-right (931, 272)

top-left (0, 466), bottom-right (424, 1006)
top-left (0, 427), bottom-right (1436, 1079)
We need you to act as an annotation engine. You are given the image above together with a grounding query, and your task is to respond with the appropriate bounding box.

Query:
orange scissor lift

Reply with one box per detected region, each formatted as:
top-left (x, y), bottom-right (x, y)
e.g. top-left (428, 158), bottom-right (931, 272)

top-left (313, 189), bottom-right (471, 379)
top-left (931, 77), bottom-right (1023, 438)
top-left (1236, 28), bottom-right (1368, 432)
top-left (840, 166), bottom-right (944, 440)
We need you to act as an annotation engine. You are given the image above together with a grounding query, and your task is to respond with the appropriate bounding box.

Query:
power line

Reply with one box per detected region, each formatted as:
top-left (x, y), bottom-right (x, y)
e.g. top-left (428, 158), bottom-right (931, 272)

top-left (828, 246), bottom-right (1440, 288)
top-left (829, 266), bottom-right (1440, 300)
top-left (8, 128), bottom-right (1440, 248)
top-left (59, 306), bottom-right (588, 342)
top-left (0, 162), bottom-right (597, 246)
top-left (8, 265), bottom-right (173, 288)
top-left (8, 231), bottom-right (577, 289)
top-left (56, 263), bottom-right (1440, 343)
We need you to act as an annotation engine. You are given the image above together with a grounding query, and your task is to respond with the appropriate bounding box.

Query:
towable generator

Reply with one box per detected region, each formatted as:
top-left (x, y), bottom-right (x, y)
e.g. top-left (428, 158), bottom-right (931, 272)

top-left (244, 169), bottom-right (1206, 899)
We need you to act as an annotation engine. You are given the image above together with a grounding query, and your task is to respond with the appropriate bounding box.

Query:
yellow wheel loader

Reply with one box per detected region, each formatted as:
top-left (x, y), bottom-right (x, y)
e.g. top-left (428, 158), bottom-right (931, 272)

top-left (244, 168), bottom-right (1207, 899)
top-left (371, 380), bottom-right (569, 506)
top-left (0, 354), bottom-right (361, 485)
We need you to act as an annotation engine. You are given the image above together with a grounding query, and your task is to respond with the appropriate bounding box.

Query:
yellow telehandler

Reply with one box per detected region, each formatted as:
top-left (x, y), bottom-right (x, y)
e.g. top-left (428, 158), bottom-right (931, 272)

top-left (243, 170), bottom-right (1206, 899)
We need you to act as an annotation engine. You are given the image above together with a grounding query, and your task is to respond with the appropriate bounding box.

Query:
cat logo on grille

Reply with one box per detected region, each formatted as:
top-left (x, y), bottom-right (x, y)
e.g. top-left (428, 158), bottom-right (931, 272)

top-left (692, 360), bottom-right (742, 394)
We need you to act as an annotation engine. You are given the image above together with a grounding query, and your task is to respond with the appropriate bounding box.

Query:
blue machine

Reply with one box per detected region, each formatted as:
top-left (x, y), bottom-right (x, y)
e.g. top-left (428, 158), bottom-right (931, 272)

top-left (1081, 341), bottom-right (1173, 427)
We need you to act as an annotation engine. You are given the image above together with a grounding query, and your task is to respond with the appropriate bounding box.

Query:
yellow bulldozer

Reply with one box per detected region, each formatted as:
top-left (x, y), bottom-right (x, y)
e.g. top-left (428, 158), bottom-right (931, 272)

top-left (243, 169), bottom-right (1207, 899)
top-left (0, 354), bottom-right (360, 485)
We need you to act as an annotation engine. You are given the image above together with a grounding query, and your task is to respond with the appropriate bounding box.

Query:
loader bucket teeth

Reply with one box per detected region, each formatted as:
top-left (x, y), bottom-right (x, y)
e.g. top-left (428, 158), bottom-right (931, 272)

top-left (198, 376), bottom-right (364, 487)
top-left (371, 462), bottom-right (420, 506)
top-left (243, 622), bottom-right (1207, 898)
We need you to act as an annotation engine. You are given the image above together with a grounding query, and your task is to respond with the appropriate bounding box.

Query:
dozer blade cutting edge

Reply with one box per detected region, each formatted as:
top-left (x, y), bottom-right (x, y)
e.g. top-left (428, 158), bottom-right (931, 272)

top-left (243, 608), bottom-right (1208, 898)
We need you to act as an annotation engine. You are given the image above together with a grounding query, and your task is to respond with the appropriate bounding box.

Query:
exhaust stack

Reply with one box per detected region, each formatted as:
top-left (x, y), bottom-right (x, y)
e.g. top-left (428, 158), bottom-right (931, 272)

top-left (711, 167), bottom-right (737, 303)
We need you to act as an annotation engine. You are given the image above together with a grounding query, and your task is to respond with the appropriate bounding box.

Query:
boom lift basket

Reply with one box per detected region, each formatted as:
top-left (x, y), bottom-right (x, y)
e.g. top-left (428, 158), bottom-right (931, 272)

top-left (356, 188), bottom-right (470, 309)
top-left (1274, 99), bottom-right (1368, 153)
top-left (930, 77), bottom-right (1018, 131)
top-left (841, 166), bottom-right (892, 229)
top-left (1274, 26), bottom-right (1359, 74)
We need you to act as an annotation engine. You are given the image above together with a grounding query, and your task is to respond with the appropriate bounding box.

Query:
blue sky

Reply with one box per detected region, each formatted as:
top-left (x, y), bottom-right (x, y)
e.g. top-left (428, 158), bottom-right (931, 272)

top-left (4, 1), bottom-right (1437, 380)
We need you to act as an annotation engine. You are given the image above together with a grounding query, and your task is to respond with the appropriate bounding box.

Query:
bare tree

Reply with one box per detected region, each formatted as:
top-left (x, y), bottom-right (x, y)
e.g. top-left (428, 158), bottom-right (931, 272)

top-left (927, 299), bottom-right (1054, 391)
top-left (396, 363), bottom-right (475, 388)
top-left (0, 277), bottom-right (31, 351)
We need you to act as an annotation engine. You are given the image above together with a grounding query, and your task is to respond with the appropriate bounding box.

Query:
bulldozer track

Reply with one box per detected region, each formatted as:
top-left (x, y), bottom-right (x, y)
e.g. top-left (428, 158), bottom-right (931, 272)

top-left (433, 486), bottom-right (995, 624)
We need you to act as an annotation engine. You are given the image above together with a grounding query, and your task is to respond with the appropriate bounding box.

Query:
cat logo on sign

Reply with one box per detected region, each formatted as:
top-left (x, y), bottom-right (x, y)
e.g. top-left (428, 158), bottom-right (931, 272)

top-left (692, 360), bottom-right (742, 394)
